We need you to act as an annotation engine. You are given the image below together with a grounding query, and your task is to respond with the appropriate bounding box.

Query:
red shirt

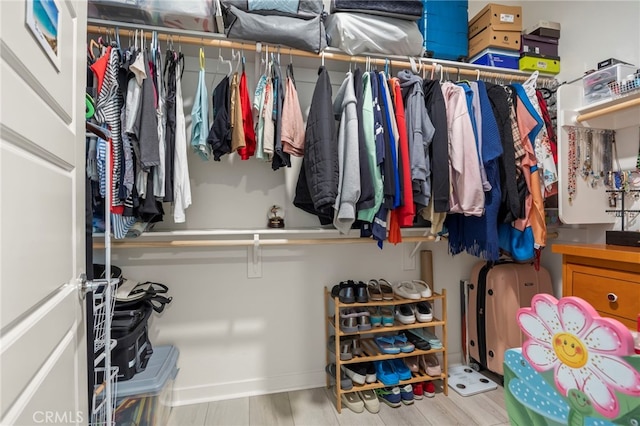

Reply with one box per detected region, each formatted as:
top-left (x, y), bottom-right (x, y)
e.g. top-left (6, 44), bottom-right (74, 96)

top-left (237, 70), bottom-right (256, 160)
top-left (391, 78), bottom-right (415, 227)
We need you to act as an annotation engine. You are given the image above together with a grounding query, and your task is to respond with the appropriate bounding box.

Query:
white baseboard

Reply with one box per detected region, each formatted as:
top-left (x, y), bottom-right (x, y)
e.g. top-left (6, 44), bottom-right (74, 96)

top-left (172, 369), bottom-right (326, 406)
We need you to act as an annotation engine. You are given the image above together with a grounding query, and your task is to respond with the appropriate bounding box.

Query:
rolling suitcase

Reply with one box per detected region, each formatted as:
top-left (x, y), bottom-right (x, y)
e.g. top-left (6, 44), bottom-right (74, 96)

top-left (468, 261), bottom-right (552, 376)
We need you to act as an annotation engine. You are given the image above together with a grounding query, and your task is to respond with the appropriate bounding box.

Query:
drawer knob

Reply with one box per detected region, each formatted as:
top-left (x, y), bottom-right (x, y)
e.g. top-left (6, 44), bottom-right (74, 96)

top-left (607, 293), bottom-right (618, 303)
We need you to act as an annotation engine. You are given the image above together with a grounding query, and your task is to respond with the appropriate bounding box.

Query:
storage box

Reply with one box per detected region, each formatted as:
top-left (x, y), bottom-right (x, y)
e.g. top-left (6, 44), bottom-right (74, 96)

top-left (468, 27), bottom-right (520, 58)
top-left (519, 54), bottom-right (560, 75)
top-left (420, 0), bottom-right (469, 60)
top-left (521, 34), bottom-right (558, 57)
top-left (115, 345), bottom-right (180, 426)
top-left (470, 48), bottom-right (519, 70)
top-left (524, 20), bottom-right (561, 39)
top-left (111, 304), bottom-right (153, 381)
top-left (582, 63), bottom-right (637, 104)
top-left (468, 3), bottom-right (522, 39)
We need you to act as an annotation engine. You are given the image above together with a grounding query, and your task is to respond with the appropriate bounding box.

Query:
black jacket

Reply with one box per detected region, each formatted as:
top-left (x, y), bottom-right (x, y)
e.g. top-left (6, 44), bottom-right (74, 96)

top-left (422, 79), bottom-right (449, 213)
top-left (294, 67), bottom-right (339, 223)
top-left (486, 83), bottom-right (520, 223)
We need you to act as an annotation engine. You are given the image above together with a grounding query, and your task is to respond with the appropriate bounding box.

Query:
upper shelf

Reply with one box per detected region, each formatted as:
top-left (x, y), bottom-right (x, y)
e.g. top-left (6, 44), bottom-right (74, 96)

top-left (573, 91), bottom-right (640, 130)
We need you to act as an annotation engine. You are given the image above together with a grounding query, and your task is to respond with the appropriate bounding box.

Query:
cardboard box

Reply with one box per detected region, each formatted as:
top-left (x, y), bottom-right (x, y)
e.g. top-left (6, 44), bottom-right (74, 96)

top-left (524, 20), bottom-right (561, 39)
top-left (519, 54), bottom-right (561, 75)
top-left (470, 48), bottom-right (519, 70)
top-left (469, 27), bottom-right (520, 58)
top-left (468, 3), bottom-right (522, 39)
top-left (521, 34), bottom-right (559, 57)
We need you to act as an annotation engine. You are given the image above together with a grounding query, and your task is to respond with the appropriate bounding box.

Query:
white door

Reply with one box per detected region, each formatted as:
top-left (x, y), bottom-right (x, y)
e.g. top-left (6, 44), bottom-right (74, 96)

top-left (1, 0), bottom-right (89, 425)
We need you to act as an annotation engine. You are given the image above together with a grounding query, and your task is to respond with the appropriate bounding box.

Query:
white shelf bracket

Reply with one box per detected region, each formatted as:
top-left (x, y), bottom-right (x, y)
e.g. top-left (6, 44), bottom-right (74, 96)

top-left (247, 233), bottom-right (262, 278)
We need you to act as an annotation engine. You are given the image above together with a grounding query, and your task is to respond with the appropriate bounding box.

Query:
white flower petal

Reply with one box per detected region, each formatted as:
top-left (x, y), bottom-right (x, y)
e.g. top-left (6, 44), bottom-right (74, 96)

top-left (583, 373), bottom-right (619, 418)
top-left (532, 297), bottom-right (563, 334)
top-left (558, 298), bottom-right (592, 336)
top-left (589, 354), bottom-right (640, 395)
top-left (582, 318), bottom-right (635, 354)
top-left (554, 363), bottom-right (580, 396)
top-left (518, 311), bottom-right (553, 343)
top-left (523, 341), bottom-right (557, 372)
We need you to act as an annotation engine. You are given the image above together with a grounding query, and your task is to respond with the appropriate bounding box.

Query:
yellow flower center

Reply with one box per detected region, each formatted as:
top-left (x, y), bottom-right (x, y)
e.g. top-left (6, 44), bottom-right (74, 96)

top-left (552, 332), bottom-right (588, 369)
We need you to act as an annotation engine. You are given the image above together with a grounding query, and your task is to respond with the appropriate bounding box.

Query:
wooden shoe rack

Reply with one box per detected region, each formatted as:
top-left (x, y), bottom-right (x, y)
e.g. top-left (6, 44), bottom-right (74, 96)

top-left (324, 286), bottom-right (448, 413)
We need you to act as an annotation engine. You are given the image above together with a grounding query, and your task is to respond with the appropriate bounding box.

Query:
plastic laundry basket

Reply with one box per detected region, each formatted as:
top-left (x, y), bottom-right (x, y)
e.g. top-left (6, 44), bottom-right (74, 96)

top-left (114, 345), bottom-right (179, 426)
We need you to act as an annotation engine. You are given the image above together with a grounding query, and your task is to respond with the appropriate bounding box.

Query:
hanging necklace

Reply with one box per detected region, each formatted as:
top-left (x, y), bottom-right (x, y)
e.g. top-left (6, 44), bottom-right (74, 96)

top-left (568, 127), bottom-right (577, 203)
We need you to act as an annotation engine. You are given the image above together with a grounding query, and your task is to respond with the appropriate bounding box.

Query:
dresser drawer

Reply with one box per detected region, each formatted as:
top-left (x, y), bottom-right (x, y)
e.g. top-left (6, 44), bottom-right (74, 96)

top-left (568, 264), bottom-right (640, 327)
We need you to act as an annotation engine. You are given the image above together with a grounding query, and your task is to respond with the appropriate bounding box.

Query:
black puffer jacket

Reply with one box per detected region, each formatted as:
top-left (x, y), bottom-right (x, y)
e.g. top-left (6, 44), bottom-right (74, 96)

top-left (294, 67), bottom-right (338, 223)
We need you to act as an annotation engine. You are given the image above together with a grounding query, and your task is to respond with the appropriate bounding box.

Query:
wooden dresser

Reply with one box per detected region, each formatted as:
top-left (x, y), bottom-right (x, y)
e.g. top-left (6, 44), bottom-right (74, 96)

top-left (552, 244), bottom-right (640, 329)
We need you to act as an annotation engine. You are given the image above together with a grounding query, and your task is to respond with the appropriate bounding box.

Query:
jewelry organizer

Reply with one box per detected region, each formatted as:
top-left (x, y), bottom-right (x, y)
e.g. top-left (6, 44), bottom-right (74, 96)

top-left (557, 81), bottom-right (640, 227)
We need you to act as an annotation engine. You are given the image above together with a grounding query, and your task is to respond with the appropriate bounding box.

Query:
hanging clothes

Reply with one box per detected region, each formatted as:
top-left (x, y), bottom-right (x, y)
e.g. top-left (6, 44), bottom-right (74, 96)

top-left (253, 70), bottom-right (268, 160)
top-left (230, 72), bottom-right (247, 153)
top-left (238, 67), bottom-right (256, 160)
top-left (191, 48), bottom-right (209, 160)
top-left (173, 57), bottom-right (192, 223)
top-left (293, 66), bottom-right (338, 225)
top-left (207, 76), bottom-right (232, 161)
top-left (441, 81), bottom-right (484, 217)
top-left (390, 77), bottom-right (415, 228)
top-left (333, 71), bottom-right (361, 235)
top-left (486, 82), bottom-right (520, 224)
top-left (357, 71), bottom-right (383, 223)
top-left (163, 50), bottom-right (180, 202)
top-left (153, 46), bottom-right (167, 199)
top-left (281, 63), bottom-right (306, 157)
top-left (136, 49), bottom-right (161, 169)
top-left (421, 79), bottom-right (449, 235)
top-left (369, 71), bottom-right (388, 247)
top-left (353, 67), bottom-right (375, 215)
top-left (272, 60), bottom-right (291, 170)
top-left (397, 70), bottom-right (434, 214)
top-left (262, 67), bottom-right (275, 161)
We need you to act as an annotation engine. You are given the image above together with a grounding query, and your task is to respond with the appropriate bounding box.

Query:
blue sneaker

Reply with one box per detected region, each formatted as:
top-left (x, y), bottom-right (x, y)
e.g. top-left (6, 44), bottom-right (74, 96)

top-left (390, 358), bottom-right (412, 381)
top-left (374, 360), bottom-right (399, 386)
top-left (399, 384), bottom-right (415, 405)
top-left (375, 387), bottom-right (401, 407)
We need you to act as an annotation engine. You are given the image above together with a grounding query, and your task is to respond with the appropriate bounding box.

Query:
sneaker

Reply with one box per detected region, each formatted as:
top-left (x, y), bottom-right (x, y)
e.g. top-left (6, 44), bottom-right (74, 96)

top-left (364, 362), bottom-right (377, 383)
top-left (341, 363), bottom-right (367, 385)
top-left (341, 392), bottom-right (365, 413)
top-left (358, 389), bottom-right (380, 414)
top-left (399, 384), bottom-right (415, 405)
top-left (390, 358), bottom-right (412, 381)
top-left (424, 381), bottom-right (436, 398)
top-left (415, 301), bottom-right (433, 323)
top-left (395, 304), bottom-right (416, 325)
top-left (412, 382), bottom-right (424, 400)
top-left (375, 387), bottom-right (402, 407)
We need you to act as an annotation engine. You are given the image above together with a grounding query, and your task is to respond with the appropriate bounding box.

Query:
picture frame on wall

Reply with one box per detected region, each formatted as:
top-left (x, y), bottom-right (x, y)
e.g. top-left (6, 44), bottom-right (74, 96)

top-left (26, 0), bottom-right (61, 71)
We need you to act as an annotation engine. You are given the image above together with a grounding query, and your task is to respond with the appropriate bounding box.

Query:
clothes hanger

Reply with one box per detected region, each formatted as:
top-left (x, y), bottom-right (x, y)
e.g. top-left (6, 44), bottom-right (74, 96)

top-left (218, 47), bottom-right (232, 78)
top-left (199, 47), bottom-right (205, 71)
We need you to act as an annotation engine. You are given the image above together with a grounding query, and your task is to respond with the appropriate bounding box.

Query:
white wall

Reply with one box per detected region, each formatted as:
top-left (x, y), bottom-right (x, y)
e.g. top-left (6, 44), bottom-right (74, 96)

top-left (101, 1), bottom-right (640, 405)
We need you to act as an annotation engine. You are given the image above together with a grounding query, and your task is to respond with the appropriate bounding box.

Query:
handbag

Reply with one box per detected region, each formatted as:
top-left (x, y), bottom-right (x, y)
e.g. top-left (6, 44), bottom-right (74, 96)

top-left (115, 280), bottom-right (173, 313)
top-left (498, 222), bottom-right (535, 263)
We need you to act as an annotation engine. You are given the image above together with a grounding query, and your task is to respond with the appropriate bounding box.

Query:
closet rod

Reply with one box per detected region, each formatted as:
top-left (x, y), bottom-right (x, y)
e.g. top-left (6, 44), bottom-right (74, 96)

top-left (87, 20), bottom-right (555, 85)
top-left (575, 96), bottom-right (640, 123)
top-left (93, 236), bottom-right (437, 249)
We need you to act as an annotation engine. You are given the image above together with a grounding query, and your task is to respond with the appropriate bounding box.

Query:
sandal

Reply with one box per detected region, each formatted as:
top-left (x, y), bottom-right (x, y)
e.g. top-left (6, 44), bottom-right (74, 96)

top-left (375, 336), bottom-right (401, 354)
top-left (393, 281), bottom-right (421, 300)
top-left (340, 316), bottom-right (359, 333)
top-left (327, 335), bottom-right (353, 361)
top-left (393, 333), bottom-right (415, 353)
top-left (368, 307), bottom-right (382, 327)
top-left (380, 307), bottom-right (394, 326)
top-left (412, 280), bottom-right (432, 298)
top-left (367, 279), bottom-right (383, 301)
top-left (378, 279), bottom-right (395, 300)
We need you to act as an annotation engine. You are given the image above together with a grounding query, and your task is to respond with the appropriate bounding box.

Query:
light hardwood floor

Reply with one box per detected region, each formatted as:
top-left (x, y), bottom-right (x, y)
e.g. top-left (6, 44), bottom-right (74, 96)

top-left (167, 383), bottom-right (510, 426)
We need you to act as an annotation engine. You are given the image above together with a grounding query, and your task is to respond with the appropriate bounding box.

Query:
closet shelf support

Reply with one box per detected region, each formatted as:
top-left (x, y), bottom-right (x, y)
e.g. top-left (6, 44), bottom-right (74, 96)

top-left (248, 234), bottom-right (262, 279)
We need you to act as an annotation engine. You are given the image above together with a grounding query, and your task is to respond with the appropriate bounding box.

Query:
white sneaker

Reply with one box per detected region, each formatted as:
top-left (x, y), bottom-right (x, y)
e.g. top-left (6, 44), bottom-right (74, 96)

top-left (412, 280), bottom-right (432, 298)
top-left (358, 389), bottom-right (380, 413)
top-left (341, 364), bottom-right (366, 385)
top-left (341, 392), bottom-right (364, 413)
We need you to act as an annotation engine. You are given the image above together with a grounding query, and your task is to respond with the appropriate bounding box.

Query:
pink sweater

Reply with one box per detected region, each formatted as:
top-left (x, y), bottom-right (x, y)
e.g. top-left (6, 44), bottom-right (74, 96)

top-left (441, 82), bottom-right (484, 216)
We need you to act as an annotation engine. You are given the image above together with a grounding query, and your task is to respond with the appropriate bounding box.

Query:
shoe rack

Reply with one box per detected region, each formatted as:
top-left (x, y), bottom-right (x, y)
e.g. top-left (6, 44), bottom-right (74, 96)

top-left (324, 286), bottom-right (448, 413)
